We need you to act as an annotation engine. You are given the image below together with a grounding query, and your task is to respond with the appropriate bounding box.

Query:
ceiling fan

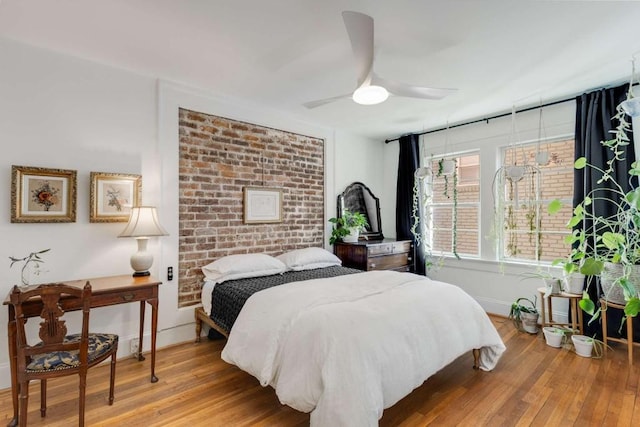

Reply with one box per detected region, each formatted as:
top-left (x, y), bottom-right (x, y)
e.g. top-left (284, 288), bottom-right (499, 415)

top-left (304, 11), bottom-right (457, 109)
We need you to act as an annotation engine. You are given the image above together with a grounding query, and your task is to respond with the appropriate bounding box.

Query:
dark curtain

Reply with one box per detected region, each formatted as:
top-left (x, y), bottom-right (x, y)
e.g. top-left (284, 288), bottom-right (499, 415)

top-left (396, 134), bottom-right (426, 275)
top-left (574, 83), bottom-right (638, 339)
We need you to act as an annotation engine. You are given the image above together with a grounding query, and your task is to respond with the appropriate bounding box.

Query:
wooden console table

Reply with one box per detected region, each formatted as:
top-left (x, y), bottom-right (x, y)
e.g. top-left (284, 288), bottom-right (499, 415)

top-left (4, 274), bottom-right (162, 427)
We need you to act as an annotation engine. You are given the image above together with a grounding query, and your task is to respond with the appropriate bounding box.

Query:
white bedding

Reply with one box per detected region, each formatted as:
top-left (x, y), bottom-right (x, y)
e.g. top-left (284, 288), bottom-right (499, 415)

top-left (200, 280), bottom-right (216, 315)
top-left (222, 270), bottom-right (505, 427)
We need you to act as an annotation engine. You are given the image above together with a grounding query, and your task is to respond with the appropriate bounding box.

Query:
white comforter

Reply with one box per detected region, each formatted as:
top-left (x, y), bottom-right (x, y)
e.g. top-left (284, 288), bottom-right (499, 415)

top-left (221, 270), bottom-right (505, 427)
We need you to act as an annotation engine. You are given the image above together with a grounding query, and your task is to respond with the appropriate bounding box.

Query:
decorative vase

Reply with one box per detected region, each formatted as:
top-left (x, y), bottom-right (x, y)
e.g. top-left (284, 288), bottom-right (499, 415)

top-left (543, 327), bottom-right (564, 348)
top-left (600, 262), bottom-right (640, 304)
top-left (342, 228), bottom-right (360, 243)
top-left (520, 311), bottom-right (539, 334)
top-left (564, 272), bottom-right (585, 295)
top-left (571, 335), bottom-right (593, 358)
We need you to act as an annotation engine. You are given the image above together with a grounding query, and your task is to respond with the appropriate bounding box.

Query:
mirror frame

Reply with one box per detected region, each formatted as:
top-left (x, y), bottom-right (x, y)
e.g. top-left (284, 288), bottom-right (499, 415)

top-left (337, 182), bottom-right (384, 241)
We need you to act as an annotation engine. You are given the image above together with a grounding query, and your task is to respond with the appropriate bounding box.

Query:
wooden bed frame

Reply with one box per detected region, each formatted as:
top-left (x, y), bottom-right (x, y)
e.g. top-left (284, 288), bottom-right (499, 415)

top-left (194, 306), bottom-right (482, 369)
top-left (194, 306), bottom-right (228, 342)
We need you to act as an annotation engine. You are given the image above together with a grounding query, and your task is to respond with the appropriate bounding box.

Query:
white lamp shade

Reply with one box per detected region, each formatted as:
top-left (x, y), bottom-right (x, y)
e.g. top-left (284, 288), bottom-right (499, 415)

top-left (119, 206), bottom-right (168, 238)
top-left (119, 206), bottom-right (168, 276)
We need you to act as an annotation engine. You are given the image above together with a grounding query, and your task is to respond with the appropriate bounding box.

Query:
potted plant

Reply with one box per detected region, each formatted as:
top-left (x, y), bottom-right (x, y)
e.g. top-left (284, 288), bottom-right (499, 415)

top-left (570, 334), bottom-right (609, 358)
top-left (542, 326), bottom-right (565, 348)
top-left (547, 91), bottom-right (640, 319)
top-left (551, 259), bottom-right (587, 295)
top-left (329, 209), bottom-right (369, 244)
top-left (509, 296), bottom-right (540, 334)
top-left (520, 269), bottom-right (563, 297)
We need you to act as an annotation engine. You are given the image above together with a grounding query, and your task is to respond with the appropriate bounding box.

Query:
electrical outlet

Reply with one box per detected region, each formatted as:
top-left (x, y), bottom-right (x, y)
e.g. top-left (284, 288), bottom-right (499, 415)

top-left (130, 338), bottom-right (139, 355)
top-left (167, 266), bottom-right (173, 281)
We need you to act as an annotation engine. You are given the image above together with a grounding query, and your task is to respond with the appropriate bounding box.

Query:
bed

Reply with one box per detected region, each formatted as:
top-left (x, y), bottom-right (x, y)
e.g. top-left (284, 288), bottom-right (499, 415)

top-left (194, 249), bottom-right (505, 427)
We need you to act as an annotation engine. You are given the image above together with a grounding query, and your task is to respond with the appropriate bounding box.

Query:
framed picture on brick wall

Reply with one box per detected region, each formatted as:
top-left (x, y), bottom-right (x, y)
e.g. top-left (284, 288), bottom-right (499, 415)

top-left (243, 187), bottom-right (283, 224)
top-left (11, 165), bottom-right (77, 223)
top-left (90, 172), bottom-right (141, 223)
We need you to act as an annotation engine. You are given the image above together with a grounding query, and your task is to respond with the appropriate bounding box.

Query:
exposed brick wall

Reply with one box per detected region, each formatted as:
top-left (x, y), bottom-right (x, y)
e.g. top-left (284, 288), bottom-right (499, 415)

top-left (177, 109), bottom-right (325, 307)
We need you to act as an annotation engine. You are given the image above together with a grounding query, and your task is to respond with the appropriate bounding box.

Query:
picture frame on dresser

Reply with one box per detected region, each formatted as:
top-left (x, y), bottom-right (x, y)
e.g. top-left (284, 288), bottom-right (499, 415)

top-left (11, 165), bottom-right (77, 223)
top-left (90, 172), bottom-right (142, 223)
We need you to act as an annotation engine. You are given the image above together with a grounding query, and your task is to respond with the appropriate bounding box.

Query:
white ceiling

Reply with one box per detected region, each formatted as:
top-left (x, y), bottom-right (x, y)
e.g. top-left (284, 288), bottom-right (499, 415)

top-left (1, 0), bottom-right (640, 141)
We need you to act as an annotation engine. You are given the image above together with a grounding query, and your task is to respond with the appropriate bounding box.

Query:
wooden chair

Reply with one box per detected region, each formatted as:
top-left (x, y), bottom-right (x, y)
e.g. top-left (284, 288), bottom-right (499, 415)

top-left (9, 282), bottom-right (119, 427)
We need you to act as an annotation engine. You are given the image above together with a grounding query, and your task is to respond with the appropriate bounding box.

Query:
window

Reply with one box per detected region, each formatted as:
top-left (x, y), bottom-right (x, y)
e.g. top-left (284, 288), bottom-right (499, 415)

top-left (500, 139), bottom-right (574, 262)
top-left (429, 152), bottom-right (480, 257)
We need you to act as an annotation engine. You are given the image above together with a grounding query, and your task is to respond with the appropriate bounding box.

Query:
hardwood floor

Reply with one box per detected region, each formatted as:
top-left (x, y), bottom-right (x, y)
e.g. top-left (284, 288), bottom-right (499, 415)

top-left (1, 315), bottom-right (639, 426)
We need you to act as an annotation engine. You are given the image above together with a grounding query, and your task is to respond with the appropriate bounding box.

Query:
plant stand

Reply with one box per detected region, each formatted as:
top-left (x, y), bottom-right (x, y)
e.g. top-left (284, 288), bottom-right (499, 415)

top-left (600, 298), bottom-right (638, 365)
top-left (537, 287), bottom-right (584, 334)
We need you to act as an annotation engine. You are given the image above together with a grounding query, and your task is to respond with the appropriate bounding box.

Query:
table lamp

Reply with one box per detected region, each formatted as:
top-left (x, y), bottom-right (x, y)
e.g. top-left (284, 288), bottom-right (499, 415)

top-left (118, 206), bottom-right (168, 277)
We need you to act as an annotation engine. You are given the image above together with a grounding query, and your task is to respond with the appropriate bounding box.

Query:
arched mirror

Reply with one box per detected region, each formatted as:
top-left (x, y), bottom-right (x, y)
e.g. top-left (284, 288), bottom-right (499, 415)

top-left (337, 182), bottom-right (384, 241)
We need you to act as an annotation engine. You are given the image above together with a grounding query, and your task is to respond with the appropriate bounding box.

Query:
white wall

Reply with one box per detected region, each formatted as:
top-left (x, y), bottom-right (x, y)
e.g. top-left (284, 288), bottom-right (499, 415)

top-left (0, 38), bottom-right (382, 390)
top-left (382, 101), bottom-right (576, 318)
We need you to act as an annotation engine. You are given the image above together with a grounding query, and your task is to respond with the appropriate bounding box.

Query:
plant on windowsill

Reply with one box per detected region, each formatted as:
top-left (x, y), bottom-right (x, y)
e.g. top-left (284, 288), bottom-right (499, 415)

top-left (9, 248), bottom-right (50, 288)
top-left (547, 86), bottom-right (640, 320)
top-left (329, 209), bottom-right (369, 245)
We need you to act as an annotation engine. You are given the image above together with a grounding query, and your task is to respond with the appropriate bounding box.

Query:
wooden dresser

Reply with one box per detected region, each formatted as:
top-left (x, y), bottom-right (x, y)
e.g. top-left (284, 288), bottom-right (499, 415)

top-left (334, 239), bottom-right (414, 272)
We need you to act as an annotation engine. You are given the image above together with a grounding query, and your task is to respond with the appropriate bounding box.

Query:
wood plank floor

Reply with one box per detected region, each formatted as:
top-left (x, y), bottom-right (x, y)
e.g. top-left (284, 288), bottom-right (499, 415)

top-left (1, 315), bottom-right (639, 426)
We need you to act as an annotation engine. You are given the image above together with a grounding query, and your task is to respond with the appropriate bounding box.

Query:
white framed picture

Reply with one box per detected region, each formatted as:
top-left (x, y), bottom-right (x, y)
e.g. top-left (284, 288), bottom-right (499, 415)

top-left (243, 187), bottom-right (283, 224)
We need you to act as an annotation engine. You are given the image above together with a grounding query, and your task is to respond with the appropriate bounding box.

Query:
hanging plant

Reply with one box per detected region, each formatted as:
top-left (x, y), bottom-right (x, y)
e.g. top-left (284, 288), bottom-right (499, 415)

top-left (412, 167), bottom-right (440, 273)
top-left (493, 163), bottom-right (541, 259)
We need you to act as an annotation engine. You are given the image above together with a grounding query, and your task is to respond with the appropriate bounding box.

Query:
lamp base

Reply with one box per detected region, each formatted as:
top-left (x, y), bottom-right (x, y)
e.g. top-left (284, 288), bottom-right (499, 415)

top-left (133, 271), bottom-right (151, 277)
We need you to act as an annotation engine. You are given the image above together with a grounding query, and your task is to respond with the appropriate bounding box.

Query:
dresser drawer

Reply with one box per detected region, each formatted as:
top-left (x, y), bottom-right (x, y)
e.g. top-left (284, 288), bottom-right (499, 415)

top-left (334, 239), bottom-right (414, 272)
top-left (368, 253), bottom-right (410, 271)
top-left (368, 241), bottom-right (411, 256)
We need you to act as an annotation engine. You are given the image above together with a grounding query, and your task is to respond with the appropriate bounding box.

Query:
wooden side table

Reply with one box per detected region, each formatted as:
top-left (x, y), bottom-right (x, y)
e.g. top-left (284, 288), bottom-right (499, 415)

top-left (537, 287), bottom-right (584, 333)
top-left (600, 298), bottom-right (638, 365)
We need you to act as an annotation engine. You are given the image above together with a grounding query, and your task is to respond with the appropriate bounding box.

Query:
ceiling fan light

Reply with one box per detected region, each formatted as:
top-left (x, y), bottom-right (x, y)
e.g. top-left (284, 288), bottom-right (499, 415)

top-left (352, 85), bottom-right (389, 105)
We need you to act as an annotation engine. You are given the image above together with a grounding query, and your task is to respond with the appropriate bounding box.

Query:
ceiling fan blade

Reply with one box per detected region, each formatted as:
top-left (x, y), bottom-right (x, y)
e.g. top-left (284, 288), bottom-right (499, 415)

top-left (342, 11), bottom-right (374, 87)
top-left (372, 74), bottom-right (457, 100)
top-left (303, 93), bottom-right (352, 109)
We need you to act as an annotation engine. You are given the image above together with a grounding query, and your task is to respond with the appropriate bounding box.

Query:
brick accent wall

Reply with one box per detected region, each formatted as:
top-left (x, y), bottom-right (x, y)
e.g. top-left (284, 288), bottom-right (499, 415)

top-left (178, 109), bottom-right (325, 307)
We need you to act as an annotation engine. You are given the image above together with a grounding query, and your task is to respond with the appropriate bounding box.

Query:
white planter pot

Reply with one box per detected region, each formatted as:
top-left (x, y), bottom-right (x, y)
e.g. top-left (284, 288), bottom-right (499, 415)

top-left (505, 165), bottom-right (525, 182)
top-left (520, 311), bottom-right (539, 334)
top-left (342, 228), bottom-right (360, 243)
top-left (564, 273), bottom-right (585, 295)
top-left (544, 278), bottom-right (562, 295)
top-left (440, 159), bottom-right (456, 176)
top-left (543, 327), bottom-right (564, 348)
top-left (535, 151), bottom-right (550, 166)
top-left (571, 335), bottom-right (593, 358)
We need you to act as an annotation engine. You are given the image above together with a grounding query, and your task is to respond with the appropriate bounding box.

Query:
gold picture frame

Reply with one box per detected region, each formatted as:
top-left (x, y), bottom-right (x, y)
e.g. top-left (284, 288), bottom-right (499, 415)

top-left (90, 172), bottom-right (142, 223)
top-left (243, 186), bottom-right (283, 224)
top-left (11, 165), bottom-right (77, 223)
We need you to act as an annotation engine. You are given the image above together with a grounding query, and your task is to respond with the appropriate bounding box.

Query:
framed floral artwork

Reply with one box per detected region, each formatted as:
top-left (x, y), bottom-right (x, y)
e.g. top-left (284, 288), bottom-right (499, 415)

top-left (90, 172), bottom-right (142, 223)
top-left (11, 165), bottom-right (77, 223)
top-left (243, 186), bottom-right (283, 224)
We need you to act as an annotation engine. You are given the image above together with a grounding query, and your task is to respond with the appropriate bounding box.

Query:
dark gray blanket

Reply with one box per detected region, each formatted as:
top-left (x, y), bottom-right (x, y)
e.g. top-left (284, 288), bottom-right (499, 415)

top-left (209, 266), bottom-right (362, 336)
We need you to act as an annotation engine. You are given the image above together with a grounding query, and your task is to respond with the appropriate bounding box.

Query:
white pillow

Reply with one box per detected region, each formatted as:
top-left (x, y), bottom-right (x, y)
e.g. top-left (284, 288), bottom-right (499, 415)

top-left (201, 254), bottom-right (286, 284)
top-left (277, 247), bottom-right (342, 271)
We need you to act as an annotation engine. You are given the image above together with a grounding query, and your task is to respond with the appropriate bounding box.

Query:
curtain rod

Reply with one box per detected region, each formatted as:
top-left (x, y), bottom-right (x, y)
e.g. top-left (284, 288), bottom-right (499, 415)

top-left (384, 97), bottom-right (572, 144)
top-left (384, 80), bottom-right (637, 144)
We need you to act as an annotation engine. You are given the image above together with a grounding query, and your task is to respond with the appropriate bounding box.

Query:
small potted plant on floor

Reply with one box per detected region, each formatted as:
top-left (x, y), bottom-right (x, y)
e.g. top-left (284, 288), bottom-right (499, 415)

top-left (509, 296), bottom-right (540, 334)
top-left (329, 209), bottom-right (369, 244)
